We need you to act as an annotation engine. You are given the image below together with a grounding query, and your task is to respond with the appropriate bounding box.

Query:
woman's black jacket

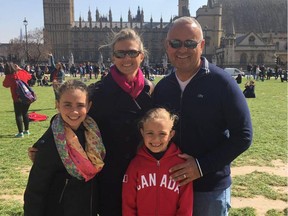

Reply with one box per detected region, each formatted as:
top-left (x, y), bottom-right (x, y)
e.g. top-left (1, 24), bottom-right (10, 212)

top-left (88, 73), bottom-right (153, 215)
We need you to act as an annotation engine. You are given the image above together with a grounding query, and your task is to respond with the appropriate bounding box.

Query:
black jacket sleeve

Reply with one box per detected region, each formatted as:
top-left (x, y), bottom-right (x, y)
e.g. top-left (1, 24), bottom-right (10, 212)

top-left (24, 128), bottom-right (62, 216)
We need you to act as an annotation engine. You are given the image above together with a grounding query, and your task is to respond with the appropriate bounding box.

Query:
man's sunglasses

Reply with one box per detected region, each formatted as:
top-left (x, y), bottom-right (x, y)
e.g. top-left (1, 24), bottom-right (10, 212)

top-left (168, 39), bottom-right (202, 49)
top-left (113, 50), bottom-right (142, 58)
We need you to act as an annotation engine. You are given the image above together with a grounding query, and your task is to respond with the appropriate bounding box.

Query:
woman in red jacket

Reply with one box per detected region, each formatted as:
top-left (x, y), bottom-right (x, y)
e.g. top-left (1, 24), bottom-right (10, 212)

top-left (122, 108), bottom-right (193, 216)
top-left (3, 62), bottom-right (32, 138)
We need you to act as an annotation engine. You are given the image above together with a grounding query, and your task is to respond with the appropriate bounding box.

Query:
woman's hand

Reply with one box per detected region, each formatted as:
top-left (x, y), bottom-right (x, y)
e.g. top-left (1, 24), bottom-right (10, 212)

top-left (169, 153), bottom-right (201, 186)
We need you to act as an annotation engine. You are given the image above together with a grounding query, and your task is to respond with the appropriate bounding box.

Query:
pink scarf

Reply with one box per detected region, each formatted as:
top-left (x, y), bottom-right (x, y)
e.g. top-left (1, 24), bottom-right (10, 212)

top-left (110, 65), bottom-right (144, 99)
top-left (52, 114), bottom-right (105, 182)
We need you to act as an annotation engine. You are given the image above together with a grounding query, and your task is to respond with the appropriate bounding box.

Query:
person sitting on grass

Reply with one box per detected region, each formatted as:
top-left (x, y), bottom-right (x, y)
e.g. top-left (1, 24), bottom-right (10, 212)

top-left (243, 80), bottom-right (256, 98)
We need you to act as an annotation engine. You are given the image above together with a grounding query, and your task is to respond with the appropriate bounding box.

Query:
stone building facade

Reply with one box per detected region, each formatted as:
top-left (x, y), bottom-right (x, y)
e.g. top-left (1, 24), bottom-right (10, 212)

top-left (43, 0), bottom-right (287, 68)
top-left (43, 0), bottom-right (179, 66)
top-left (200, 0), bottom-right (287, 68)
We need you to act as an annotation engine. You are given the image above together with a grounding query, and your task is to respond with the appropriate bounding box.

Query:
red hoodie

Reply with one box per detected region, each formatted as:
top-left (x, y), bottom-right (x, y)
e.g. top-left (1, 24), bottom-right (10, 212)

top-left (122, 143), bottom-right (193, 216)
top-left (3, 69), bottom-right (32, 102)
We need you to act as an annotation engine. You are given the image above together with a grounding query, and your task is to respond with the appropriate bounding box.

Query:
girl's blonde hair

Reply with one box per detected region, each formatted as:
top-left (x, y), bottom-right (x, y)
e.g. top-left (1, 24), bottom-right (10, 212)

top-left (138, 107), bottom-right (178, 130)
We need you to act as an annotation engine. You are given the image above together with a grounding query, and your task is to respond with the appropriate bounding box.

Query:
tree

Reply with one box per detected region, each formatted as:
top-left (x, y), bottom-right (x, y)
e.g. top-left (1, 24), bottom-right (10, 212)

top-left (8, 28), bottom-right (52, 65)
top-left (28, 28), bottom-right (52, 63)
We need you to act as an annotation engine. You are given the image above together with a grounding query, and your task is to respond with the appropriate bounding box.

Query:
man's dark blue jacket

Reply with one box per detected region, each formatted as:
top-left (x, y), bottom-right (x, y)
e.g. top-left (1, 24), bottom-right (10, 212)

top-left (153, 57), bottom-right (253, 192)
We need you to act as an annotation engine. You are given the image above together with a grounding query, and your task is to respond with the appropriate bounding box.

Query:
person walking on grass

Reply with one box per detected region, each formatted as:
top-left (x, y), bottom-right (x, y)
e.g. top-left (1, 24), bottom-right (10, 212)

top-left (3, 62), bottom-right (32, 138)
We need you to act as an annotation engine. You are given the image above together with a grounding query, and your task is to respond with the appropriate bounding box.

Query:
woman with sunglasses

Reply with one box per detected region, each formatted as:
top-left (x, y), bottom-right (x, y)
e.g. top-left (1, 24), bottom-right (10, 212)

top-left (87, 28), bottom-right (154, 216)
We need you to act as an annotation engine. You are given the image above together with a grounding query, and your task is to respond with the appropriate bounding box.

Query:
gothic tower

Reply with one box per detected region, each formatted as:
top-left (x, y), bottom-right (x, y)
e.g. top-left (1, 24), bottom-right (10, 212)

top-left (196, 3), bottom-right (223, 62)
top-left (178, 0), bottom-right (190, 17)
top-left (43, 0), bottom-right (74, 60)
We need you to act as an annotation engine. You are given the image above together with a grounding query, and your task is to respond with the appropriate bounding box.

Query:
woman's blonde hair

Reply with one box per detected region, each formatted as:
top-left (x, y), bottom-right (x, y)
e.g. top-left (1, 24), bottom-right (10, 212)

top-left (99, 28), bottom-right (148, 58)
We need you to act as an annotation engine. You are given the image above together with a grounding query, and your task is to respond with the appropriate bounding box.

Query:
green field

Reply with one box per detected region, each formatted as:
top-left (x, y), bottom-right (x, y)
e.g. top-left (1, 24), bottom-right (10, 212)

top-left (0, 75), bottom-right (287, 215)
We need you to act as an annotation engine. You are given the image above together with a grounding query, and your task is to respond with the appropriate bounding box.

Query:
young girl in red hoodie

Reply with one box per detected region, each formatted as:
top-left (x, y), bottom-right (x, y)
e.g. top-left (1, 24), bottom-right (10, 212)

top-left (122, 107), bottom-right (193, 216)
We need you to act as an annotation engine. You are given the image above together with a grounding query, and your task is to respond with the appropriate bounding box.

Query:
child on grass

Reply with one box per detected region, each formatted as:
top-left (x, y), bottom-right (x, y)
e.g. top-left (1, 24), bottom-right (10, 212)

top-left (24, 79), bottom-right (105, 216)
top-left (122, 107), bottom-right (193, 216)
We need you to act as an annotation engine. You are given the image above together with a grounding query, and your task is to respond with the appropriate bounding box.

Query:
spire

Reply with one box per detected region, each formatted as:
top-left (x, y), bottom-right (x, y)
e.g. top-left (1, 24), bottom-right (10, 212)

top-left (88, 8), bottom-right (91, 18)
top-left (141, 8), bottom-right (144, 23)
top-left (128, 8), bottom-right (132, 22)
top-left (88, 8), bottom-right (92, 28)
top-left (96, 8), bottom-right (99, 22)
top-left (79, 15), bottom-right (82, 28)
top-left (109, 7), bottom-right (112, 22)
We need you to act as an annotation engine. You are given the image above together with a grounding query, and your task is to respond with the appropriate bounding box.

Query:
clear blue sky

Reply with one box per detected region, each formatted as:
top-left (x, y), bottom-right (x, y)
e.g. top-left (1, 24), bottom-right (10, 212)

top-left (0, 0), bottom-right (207, 43)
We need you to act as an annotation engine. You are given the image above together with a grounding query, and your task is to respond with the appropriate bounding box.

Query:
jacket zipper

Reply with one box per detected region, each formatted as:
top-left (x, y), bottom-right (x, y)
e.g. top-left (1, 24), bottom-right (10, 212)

top-left (179, 91), bottom-right (183, 146)
top-left (90, 181), bottom-right (93, 216)
top-left (177, 65), bottom-right (208, 147)
top-left (156, 160), bottom-right (160, 216)
top-left (59, 179), bottom-right (69, 203)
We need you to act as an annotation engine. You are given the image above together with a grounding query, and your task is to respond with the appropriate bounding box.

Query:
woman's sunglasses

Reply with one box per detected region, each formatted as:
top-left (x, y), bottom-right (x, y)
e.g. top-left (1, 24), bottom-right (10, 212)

top-left (168, 39), bottom-right (202, 49)
top-left (113, 50), bottom-right (142, 58)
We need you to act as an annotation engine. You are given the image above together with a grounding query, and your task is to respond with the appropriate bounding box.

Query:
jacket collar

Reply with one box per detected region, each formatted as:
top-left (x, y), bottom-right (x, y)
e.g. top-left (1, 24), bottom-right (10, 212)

top-left (196, 56), bottom-right (210, 77)
top-left (168, 56), bottom-right (210, 82)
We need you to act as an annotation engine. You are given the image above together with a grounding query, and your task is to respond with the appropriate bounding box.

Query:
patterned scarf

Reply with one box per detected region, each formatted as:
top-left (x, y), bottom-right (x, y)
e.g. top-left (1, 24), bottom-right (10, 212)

top-left (110, 65), bottom-right (144, 99)
top-left (52, 114), bottom-right (105, 182)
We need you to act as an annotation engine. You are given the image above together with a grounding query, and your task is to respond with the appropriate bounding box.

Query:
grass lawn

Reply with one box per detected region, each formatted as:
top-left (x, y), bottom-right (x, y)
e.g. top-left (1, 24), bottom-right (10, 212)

top-left (0, 74), bottom-right (287, 215)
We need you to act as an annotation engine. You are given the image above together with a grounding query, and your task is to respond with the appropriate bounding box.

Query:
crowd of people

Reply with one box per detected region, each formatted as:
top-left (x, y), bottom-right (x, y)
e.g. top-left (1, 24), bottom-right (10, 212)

top-left (3, 16), bottom-right (255, 216)
top-left (246, 63), bottom-right (287, 81)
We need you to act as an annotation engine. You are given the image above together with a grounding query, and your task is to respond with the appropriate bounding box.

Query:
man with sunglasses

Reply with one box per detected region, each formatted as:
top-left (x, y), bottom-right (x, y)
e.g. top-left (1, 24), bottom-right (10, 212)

top-left (153, 16), bottom-right (253, 216)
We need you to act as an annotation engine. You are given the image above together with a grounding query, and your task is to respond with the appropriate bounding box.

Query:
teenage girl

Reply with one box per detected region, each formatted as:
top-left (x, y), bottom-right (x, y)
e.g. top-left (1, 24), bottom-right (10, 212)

top-left (24, 79), bottom-right (105, 216)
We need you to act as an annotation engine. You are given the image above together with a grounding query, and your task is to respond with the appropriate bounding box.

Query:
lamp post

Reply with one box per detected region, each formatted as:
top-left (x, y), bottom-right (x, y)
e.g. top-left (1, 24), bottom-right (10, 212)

top-left (23, 17), bottom-right (28, 63)
top-left (204, 25), bottom-right (208, 57)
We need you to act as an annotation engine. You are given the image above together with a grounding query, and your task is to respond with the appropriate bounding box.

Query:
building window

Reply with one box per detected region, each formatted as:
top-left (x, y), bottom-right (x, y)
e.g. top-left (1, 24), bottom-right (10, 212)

top-left (240, 53), bottom-right (248, 65)
top-left (257, 53), bottom-right (264, 65)
top-left (276, 42), bottom-right (280, 51)
top-left (249, 36), bottom-right (255, 46)
top-left (205, 36), bottom-right (211, 47)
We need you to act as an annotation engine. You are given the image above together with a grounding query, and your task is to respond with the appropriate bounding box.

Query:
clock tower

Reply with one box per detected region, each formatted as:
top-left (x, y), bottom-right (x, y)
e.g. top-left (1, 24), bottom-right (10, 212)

top-left (43, 0), bottom-right (74, 59)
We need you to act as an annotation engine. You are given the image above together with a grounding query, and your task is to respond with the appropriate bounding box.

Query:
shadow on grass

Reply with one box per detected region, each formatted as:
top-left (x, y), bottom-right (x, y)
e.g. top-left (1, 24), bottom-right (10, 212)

top-left (4, 108), bottom-right (55, 113)
top-left (0, 134), bottom-right (22, 138)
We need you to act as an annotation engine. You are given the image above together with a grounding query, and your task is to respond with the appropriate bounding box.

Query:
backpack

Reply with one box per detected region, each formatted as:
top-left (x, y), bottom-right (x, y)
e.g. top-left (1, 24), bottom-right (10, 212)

top-left (16, 79), bottom-right (37, 104)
